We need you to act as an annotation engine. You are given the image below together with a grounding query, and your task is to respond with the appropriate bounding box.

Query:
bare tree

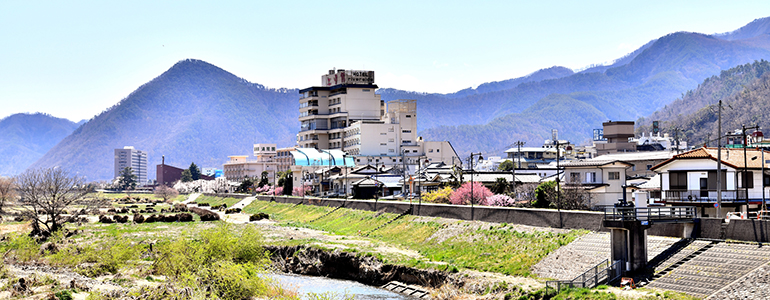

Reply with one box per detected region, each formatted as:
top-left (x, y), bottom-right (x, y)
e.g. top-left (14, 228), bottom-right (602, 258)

top-left (561, 178), bottom-right (592, 210)
top-left (154, 185), bottom-right (179, 203)
top-left (16, 168), bottom-right (93, 234)
top-left (0, 176), bottom-right (16, 213)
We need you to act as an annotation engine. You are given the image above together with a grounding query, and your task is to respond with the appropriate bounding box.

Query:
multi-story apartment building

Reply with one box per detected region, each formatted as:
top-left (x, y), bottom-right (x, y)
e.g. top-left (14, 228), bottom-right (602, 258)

top-left (222, 143), bottom-right (279, 184)
top-left (114, 146), bottom-right (148, 185)
top-left (297, 69), bottom-right (459, 170)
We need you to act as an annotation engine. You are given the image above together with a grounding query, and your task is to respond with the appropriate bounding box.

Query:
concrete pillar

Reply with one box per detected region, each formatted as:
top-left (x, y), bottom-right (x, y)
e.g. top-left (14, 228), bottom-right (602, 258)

top-left (605, 220), bottom-right (650, 273)
top-left (683, 223), bottom-right (695, 239)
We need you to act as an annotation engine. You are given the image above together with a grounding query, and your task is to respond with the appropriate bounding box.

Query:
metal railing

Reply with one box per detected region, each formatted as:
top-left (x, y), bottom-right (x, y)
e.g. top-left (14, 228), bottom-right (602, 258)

top-left (603, 206), bottom-right (697, 222)
top-left (546, 259), bottom-right (622, 293)
top-left (664, 189), bottom-right (747, 203)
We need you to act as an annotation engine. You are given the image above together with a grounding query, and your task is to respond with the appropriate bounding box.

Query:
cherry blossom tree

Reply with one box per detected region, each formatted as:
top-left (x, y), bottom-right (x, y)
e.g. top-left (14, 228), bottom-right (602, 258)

top-left (449, 181), bottom-right (493, 206)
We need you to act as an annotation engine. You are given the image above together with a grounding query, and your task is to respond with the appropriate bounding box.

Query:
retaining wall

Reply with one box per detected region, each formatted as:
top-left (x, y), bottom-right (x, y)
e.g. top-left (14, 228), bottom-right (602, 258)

top-left (206, 193), bottom-right (770, 242)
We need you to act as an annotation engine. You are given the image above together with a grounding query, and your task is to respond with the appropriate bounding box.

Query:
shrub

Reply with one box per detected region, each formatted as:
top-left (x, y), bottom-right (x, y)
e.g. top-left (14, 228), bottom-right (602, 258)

top-left (114, 215), bottom-right (129, 223)
top-left (450, 181), bottom-right (493, 206)
top-left (225, 208), bottom-right (242, 214)
top-left (144, 215), bottom-right (158, 223)
top-left (1, 232), bottom-right (41, 262)
top-left (487, 194), bottom-right (515, 207)
top-left (190, 207), bottom-right (220, 221)
top-left (98, 215), bottom-right (114, 224)
top-left (162, 215), bottom-right (178, 222)
top-left (249, 213), bottom-right (269, 221)
top-left (177, 213), bottom-right (193, 222)
top-left (172, 203), bottom-right (188, 212)
top-left (197, 202), bottom-right (210, 207)
top-left (423, 187), bottom-right (453, 204)
top-left (133, 214), bottom-right (145, 224)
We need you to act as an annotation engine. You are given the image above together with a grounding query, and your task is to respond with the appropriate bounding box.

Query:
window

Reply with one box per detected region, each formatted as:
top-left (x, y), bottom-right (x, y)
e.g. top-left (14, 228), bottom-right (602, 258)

top-left (586, 172), bottom-right (596, 183)
top-left (669, 171), bottom-right (688, 190)
top-left (381, 132), bottom-right (387, 135)
top-left (646, 165), bottom-right (652, 170)
top-left (362, 89), bottom-right (370, 92)
top-left (429, 149), bottom-right (434, 153)
top-left (608, 172), bottom-right (620, 180)
top-left (402, 130), bottom-right (411, 133)
top-left (437, 149), bottom-right (440, 152)
top-left (740, 171), bottom-right (754, 188)
top-left (403, 140), bottom-right (411, 144)
top-left (570, 172), bottom-right (580, 182)
top-left (389, 149), bottom-right (395, 153)
top-left (380, 143), bottom-right (387, 146)
top-left (388, 138), bottom-right (394, 142)
top-left (406, 114), bottom-right (411, 118)
top-left (631, 165), bottom-right (636, 171)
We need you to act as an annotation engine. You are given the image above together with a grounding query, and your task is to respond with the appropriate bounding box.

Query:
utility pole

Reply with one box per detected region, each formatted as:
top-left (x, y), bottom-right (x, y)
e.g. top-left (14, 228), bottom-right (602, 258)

top-left (511, 141), bottom-right (526, 199)
top-left (742, 125), bottom-right (760, 210)
top-left (717, 100), bottom-right (723, 218)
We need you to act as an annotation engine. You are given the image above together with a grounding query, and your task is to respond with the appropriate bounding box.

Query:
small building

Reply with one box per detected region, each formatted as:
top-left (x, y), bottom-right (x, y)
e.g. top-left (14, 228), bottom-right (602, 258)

top-left (651, 147), bottom-right (770, 218)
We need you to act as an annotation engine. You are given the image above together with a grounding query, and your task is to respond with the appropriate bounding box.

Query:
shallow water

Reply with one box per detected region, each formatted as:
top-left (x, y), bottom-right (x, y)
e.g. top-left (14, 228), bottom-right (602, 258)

top-left (268, 273), bottom-right (416, 299)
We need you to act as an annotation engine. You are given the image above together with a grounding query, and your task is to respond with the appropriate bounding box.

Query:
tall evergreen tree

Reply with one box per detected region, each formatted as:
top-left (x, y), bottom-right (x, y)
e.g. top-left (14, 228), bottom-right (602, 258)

top-left (189, 162), bottom-right (201, 180)
top-left (181, 169), bottom-right (193, 182)
top-left (282, 173), bottom-right (293, 196)
top-left (117, 167), bottom-right (137, 190)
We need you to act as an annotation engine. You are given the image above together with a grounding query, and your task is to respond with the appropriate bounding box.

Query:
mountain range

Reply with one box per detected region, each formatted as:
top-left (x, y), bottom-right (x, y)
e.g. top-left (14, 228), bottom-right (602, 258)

top-left (0, 113), bottom-right (81, 176)
top-left (11, 16), bottom-right (770, 181)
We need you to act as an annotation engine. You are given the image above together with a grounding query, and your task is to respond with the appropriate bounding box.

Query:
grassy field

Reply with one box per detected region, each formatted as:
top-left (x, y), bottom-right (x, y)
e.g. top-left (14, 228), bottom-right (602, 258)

top-left (243, 199), bottom-right (584, 277)
top-left (193, 195), bottom-right (242, 207)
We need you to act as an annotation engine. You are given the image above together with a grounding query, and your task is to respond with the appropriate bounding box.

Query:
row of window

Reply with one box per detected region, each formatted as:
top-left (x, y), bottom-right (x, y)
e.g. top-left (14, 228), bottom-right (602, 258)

top-left (568, 171), bottom-right (620, 183)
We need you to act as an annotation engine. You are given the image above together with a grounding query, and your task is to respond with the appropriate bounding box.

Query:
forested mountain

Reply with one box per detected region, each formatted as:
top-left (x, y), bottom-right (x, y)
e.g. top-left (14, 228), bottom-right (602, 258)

top-left (30, 59), bottom-right (298, 181)
top-left (0, 113), bottom-right (79, 176)
top-left (636, 60), bottom-right (770, 146)
top-left (414, 18), bottom-right (770, 156)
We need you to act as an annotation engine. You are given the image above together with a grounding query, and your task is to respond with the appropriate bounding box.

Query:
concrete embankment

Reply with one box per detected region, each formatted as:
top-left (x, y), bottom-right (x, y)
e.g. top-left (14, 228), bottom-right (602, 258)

top-left (265, 245), bottom-right (453, 289)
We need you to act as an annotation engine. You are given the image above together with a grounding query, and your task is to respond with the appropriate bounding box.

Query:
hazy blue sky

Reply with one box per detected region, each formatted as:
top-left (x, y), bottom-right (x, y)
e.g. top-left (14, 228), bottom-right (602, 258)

top-left (2, 1), bottom-right (769, 122)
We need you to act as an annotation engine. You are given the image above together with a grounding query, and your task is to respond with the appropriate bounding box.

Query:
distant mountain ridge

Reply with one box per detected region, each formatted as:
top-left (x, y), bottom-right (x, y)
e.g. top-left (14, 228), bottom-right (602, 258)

top-left (0, 113), bottom-right (79, 176)
top-left (412, 18), bottom-right (770, 156)
top-left (27, 16), bottom-right (770, 181)
top-left (30, 59), bottom-right (299, 181)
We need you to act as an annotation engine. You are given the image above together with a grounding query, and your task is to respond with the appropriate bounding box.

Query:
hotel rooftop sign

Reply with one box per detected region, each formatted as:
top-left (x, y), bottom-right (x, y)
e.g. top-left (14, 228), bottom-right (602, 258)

top-left (322, 70), bottom-right (375, 86)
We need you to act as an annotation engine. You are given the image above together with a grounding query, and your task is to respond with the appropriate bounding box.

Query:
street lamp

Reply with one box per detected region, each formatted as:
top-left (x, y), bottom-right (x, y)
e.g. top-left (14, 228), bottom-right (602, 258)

top-left (343, 153), bottom-right (348, 199)
top-left (469, 152), bottom-right (483, 220)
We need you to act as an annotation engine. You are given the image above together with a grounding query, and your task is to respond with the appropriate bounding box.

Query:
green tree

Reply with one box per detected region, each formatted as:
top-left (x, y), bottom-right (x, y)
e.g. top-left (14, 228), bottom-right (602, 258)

top-left (491, 177), bottom-right (511, 194)
top-left (533, 181), bottom-right (558, 208)
top-left (498, 160), bottom-right (514, 171)
top-left (189, 162), bottom-right (201, 181)
top-left (181, 169), bottom-right (193, 182)
top-left (117, 167), bottom-right (137, 190)
top-left (282, 173), bottom-right (293, 196)
top-left (258, 171), bottom-right (269, 188)
top-left (237, 177), bottom-right (254, 193)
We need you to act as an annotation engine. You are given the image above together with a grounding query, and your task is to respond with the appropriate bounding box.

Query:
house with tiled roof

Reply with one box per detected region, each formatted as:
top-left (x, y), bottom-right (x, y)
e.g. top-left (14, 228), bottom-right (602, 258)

top-left (560, 160), bottom-right (634, 207)
top-left (651, 147), bottom-right (770, 218)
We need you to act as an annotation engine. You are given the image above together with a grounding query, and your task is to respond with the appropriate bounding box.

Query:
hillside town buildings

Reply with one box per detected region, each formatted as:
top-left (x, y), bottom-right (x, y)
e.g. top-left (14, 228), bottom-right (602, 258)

top-left (114, 146), bottom-right (147, 186)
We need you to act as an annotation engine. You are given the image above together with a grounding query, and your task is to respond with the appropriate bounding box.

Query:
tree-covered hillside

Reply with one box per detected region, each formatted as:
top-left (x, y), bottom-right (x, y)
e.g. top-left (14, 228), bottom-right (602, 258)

top-left (0, 113), bottom-right (79, 176)
top-left (30, 59), bottom-right (299, 181)
top-left (416, 26), bottom-right (770, 157)
top-left (636, 60), bottom-right (770, 146)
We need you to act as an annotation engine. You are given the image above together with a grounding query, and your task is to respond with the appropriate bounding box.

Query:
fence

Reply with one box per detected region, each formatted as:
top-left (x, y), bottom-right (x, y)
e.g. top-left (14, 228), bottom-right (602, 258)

top-left (603, 206), bottom-right (696, 222)
top-left (545, 259), bottom-right (623, 293)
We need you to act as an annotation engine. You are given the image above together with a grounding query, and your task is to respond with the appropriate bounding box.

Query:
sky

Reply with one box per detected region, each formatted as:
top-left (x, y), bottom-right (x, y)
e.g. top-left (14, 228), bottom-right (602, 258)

top-left (1, 1), bottom-right (770, 122)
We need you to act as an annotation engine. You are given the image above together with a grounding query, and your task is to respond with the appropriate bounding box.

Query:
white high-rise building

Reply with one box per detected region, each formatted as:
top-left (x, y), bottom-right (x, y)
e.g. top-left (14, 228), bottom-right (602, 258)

top-left (297, 69), bottom-right (459, 169)
top-left (114, 146), bottom-right (148, 185)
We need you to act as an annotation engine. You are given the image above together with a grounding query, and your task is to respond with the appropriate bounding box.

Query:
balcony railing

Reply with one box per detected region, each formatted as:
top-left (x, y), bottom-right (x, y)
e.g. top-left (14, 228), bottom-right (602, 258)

top-left (664, 189), bottom-right (748, 203)
top-left (603, 206), bottom-right (697, 221)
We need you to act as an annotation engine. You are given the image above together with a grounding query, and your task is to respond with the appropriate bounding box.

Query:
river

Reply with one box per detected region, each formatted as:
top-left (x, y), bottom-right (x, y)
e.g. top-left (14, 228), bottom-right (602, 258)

top-left (269, 273), bottom-right (417, 299)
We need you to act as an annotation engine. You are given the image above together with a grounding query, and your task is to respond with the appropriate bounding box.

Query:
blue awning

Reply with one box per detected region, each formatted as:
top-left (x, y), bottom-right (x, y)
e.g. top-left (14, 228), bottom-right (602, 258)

top-left (291, 148), bottom-right (354, 167)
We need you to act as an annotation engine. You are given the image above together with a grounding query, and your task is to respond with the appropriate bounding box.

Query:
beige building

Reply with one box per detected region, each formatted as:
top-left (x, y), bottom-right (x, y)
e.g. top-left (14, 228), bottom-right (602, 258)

top-left (595, 121), bottom-right (636, 155)
top-left (561, 160), bottom-right (634, 207)
top-left (222, 143), bottom-right (279, 184)
top-left (114, 146), bottom-right (148, 185)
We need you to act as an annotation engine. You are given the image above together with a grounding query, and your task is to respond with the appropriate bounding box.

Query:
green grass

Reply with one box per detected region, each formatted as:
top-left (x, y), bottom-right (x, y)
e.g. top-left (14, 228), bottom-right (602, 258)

top-left (194, 195), bottom-right (242, 208)
top-left (242, 199), bottom-right (585, 277)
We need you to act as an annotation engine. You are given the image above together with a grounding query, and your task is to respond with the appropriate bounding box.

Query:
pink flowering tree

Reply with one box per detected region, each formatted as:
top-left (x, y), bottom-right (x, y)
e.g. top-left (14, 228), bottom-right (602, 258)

top-left (450, 181), bottom-right (493, 206)
top-left (272, 186), bottom-right (283, 196)
top-left (487, 194), bottom-right (515, 207)
top-left (293, 184), bottom-right (311, 196)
